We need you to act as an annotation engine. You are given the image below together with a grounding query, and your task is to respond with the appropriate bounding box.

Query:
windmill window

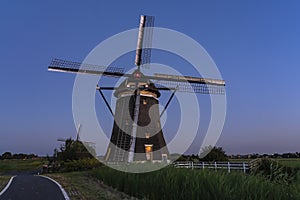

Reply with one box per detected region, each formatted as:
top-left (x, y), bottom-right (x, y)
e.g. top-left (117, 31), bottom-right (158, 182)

top-left (145, 133), bottom-right (150, 139)
top-left (143, 99), bottom-right (147, 105)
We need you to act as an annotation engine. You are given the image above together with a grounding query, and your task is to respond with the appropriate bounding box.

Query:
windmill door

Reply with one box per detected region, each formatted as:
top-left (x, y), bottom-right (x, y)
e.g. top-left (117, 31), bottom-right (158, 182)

top-left (144, 144), bottom-right (153, 161)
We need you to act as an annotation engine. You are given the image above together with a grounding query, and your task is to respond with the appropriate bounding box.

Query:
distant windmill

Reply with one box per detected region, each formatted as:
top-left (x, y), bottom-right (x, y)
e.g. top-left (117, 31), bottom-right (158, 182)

top-left (57, 124), bottom-right (95, 147)
top-left (57, 123), bottom-right (82, 142)
top-left (49, 15), bottom-right (225, 163)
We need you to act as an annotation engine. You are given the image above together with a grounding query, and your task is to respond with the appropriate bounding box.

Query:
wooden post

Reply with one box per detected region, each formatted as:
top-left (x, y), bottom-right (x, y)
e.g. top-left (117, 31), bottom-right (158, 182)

top-left (202, 162), bottom-right (205, 170)
top-left (228, 162), bottom-right (230, 173)
top-left (214, 162), bottom-right (217, 171)
top-left (243, 162), bottom-right (246, 173)
top-left (192, 162), bottom-right (194, 170)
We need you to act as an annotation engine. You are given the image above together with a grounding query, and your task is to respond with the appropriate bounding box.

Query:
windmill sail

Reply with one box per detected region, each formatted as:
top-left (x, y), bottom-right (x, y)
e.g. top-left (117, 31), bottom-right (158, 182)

top-left (135, 15), bottom-right (155, 68)
top-left (152, 80), bottom-right (225, 94)
top-left (145, 73), bottom-right (225, 94)
top-left (48, 58), bottom-right (126, 78)
top-left (141, 16), bottom-right (154, 68)
top-left (152, 73), bottom-right (225, 86)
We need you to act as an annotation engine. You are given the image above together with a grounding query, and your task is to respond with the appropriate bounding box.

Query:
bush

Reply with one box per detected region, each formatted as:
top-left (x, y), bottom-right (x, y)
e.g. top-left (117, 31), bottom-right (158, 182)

top-left (251, 158), bottom-right (297, 185)
top-left (48, 158), bottom-right (102, 173)
top-left (199, 146), bottom-right (228, 162)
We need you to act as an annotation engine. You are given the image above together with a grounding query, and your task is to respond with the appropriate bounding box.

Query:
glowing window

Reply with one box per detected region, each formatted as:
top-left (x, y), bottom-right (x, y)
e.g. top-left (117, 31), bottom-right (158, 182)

top-left (143, 99), bottom-right (147, 105)
top-left (145, 145), bottom-right (153, 153)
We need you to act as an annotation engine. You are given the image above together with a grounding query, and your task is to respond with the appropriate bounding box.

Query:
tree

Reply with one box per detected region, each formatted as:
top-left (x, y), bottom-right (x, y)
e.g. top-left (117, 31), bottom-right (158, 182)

top-left (199, 146), bottom-right (228, 162)
top-left (1, 152), bottom-right (12, 159)
top-left (12, 153), bottom-right (26, 159)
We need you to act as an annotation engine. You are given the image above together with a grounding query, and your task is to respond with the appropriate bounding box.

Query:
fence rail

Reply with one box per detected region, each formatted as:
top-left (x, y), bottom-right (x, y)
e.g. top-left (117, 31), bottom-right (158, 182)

top-left (173, 161), bottom-right (250, 173)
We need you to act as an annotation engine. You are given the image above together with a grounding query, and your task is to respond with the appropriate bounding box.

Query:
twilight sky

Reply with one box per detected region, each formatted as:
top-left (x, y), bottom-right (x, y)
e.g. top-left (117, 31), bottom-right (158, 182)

top-left (0, 1), bottom-right (299, 156)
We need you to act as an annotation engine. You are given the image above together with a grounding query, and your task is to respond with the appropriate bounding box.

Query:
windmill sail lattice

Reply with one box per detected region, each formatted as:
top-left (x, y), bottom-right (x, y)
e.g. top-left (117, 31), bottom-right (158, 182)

top-left (49, 58), bottom-right (125, 77)
top-left (140, 16), bottom-right (154, 68)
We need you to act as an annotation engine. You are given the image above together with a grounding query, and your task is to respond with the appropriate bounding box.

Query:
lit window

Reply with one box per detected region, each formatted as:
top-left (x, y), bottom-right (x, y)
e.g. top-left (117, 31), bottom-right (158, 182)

top-left (145, 133), bottom-right (150, 139)
top-left (145, 145), bottom-right (153, 153)
top-left (143, 99), bottom-right (147, 105)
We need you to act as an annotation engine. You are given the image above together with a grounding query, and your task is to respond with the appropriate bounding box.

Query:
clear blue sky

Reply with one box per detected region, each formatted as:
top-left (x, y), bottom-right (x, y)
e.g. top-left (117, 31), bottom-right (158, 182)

top-left (0, 1), bottom-right (299, 156)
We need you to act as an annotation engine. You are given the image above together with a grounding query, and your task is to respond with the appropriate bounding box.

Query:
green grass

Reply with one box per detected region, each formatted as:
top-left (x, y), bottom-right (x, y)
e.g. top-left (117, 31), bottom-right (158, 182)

top-left (89, 166), bottom-right (300, 200)
top-left (46, 172), bottom-right (136, 200)
top-left (0, 158), bottom-right (47, 174)
top-left (44, 159), bottom-right (300, 199)
top-left (229, 158), bottom-right (252, 162)
top-left (278, 158), bottom-right (300, 168)
top-left (0, 175), bottom-right (11, 192)
top-left (229, 158), bottom-right (300, 168)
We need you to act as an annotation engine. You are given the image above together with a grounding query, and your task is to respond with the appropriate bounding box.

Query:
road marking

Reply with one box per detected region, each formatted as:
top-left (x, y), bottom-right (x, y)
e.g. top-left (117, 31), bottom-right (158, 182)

top-left (0, 176), bottom-right (16, 196)
top-left (36, 175), bottom-right (70, 200)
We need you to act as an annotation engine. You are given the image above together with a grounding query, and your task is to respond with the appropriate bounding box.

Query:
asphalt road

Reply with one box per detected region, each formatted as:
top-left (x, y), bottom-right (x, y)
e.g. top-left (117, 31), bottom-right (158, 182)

top-left (0, 175), bottom-right (66, 200)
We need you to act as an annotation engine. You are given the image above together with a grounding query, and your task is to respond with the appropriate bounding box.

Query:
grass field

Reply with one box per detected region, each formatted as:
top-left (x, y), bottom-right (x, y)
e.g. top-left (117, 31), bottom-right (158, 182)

top-left (47, 172), bottom-right (136, 200)
top-left (230, 158), bottom-right (300, 168)
top-left (48, 165), bottom-right (300, 200)
top-left (90, 166), bottom-right (300, 200)
top-left (2, 158), bottom-right (300, 199)
top-left (46, 158), bottom-right (300, 199)
top-left (278, 158), bottom-right (300, 168)
top-left (0, 176), bottom-right (11, 192)
top-left (0, 158), bottom-right (47, 174)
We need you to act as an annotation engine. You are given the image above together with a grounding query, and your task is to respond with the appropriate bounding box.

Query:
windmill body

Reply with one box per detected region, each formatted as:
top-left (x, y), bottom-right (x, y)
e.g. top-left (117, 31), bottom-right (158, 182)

top-left (105, 71), bottom-right (169, 162)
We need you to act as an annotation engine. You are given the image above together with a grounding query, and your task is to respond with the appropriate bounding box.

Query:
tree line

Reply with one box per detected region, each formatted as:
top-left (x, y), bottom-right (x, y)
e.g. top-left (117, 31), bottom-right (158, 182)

top-left (0, 152), bottom-right (38, 160)
top-left (230, 152), bottom-right (300, 159)
top-left (175, 146), bottom-right (228, 162)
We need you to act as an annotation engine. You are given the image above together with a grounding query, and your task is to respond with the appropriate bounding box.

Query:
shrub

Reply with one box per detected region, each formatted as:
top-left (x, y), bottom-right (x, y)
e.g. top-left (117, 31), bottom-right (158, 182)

top-left (48, 158), bottom-right (102, 173)
top-left (251, 158), bottom-right (297, 185)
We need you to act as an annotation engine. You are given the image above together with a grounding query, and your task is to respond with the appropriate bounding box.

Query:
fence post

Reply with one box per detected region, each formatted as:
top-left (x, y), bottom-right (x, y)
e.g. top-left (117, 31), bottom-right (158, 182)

top-left (202, 162), bottom-right (205, 170)
top-left (243, 162), bottom-right (246, 173)
top-left (214, 162), bottom-right (217, 171)
top-left (228, 162), bottom-right (230, 173)
top-left (191, 161), bottom-right (194, 170)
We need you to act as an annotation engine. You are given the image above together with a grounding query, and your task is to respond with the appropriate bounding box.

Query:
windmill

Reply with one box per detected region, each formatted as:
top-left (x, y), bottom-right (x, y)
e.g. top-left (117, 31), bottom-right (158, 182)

top-left (56, 123), bottom-right (96, 160)
top-left (57, 124), bottom-right (96, 148)
top-left (48, 15), bottom-right (225, 163)
top-left (57, 123), bottom-right (82, 142)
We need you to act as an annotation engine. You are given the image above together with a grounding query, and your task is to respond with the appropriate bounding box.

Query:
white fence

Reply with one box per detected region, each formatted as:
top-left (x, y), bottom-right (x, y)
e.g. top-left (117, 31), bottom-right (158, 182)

top-left (173, 161), bottom-right (250, 173)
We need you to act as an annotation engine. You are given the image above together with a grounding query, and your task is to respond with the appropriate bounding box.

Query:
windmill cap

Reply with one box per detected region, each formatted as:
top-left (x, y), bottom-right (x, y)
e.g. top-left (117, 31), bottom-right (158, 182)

top-left (114, 71), bottom-right (161, 98)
